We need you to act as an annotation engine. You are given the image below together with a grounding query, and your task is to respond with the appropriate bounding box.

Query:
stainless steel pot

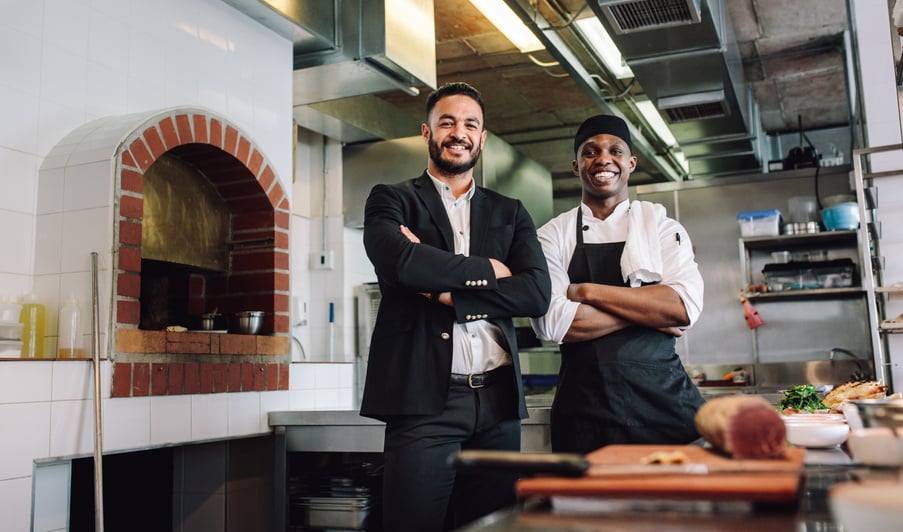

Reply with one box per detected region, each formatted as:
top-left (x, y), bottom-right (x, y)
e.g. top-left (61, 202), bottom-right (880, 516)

top-left (200, 313), bottom-right (221, 331)
top-left (233, 311), bottom-right (264, 335)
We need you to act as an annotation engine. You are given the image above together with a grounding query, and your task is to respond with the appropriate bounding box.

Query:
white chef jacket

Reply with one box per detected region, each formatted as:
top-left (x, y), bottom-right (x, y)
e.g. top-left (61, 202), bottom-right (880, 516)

top-left (530, 200), bottom-right (704, 344)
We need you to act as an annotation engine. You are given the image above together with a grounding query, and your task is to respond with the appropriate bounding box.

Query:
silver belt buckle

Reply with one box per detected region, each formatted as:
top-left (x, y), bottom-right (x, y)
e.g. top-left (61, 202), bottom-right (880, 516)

top-left (467, 373), bottom-right (485, 389)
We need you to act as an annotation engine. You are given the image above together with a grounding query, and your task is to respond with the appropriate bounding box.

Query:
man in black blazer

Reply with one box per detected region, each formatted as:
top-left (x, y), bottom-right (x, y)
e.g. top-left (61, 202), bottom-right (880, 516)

top-left (360, 82), bottom-right (551, 531)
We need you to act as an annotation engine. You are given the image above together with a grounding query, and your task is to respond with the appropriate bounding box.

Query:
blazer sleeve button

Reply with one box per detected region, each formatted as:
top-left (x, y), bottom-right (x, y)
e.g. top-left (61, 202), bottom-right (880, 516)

top-left (440, 332), bottom-right (450, 340)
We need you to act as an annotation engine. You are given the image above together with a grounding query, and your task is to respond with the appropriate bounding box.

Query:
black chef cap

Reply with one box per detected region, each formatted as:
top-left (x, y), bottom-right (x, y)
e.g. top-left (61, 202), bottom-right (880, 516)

top-left (573, 114), bottom-right (631, 155)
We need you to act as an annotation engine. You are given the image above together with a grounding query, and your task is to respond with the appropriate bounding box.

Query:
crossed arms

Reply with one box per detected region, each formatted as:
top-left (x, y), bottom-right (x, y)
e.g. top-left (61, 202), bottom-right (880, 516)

top-left (563, 283), bottom-right (688, 342)
top-left (363, 182), bottom-right (551, 321)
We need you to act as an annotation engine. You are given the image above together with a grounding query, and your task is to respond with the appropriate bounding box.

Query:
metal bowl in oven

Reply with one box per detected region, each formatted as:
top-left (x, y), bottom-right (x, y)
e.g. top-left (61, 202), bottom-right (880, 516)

top-left (199, 313), bottom-right (222, 331)
top-left (233, 311), bottom-right (264, 335)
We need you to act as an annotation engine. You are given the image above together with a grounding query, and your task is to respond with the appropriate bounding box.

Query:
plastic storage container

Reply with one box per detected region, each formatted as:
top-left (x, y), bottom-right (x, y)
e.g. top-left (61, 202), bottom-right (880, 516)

top-left (58, 298), bottom-right (85, 358)
top-left (787, 196), bottom-right (818, 223)
top-left (763, 259), bottom-right (856, 291)
top-left (737, 209), bottom-right (782, 237)
top-left (19, 294), bottom-right (46, 358)
top-left (0, 301), bottom-right (22, 322)
top-left (0, 321), bottom-right (24, 340)
top-left (0, 340), bottom-right (23, 358)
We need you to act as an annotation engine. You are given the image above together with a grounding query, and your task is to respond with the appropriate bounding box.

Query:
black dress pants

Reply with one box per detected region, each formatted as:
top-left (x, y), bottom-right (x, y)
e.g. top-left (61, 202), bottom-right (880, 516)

top-left (381, 370), bottom-right (520, 532)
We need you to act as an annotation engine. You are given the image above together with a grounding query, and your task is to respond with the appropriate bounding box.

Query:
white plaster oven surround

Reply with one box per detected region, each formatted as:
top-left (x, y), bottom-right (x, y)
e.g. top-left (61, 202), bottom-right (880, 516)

top-left (36, 107), bottom-right (292, 398)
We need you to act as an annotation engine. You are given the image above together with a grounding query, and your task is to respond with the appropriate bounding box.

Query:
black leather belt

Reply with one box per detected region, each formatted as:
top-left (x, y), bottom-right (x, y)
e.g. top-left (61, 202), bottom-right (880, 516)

top-left (450, 367), bottom-right (508, 389)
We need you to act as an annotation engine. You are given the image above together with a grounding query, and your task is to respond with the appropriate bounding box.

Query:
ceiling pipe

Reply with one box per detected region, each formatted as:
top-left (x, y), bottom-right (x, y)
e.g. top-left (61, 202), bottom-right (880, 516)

top-left (502, 0), bottom-right (686, 182)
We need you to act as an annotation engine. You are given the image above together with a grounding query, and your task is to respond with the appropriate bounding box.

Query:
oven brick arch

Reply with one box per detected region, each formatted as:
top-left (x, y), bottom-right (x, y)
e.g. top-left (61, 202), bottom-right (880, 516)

top-left (108, 109), bottom-right (291, 397)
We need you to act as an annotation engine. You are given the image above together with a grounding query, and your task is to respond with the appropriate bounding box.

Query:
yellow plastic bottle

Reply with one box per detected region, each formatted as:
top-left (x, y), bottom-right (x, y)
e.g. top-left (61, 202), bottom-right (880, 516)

top-left (19, 294), bottom-right (46, 358)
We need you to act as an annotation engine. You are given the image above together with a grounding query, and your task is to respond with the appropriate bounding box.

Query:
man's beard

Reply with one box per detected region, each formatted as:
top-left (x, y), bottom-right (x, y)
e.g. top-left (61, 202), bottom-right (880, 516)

top-left (428, 137), bottom-right (481, 175)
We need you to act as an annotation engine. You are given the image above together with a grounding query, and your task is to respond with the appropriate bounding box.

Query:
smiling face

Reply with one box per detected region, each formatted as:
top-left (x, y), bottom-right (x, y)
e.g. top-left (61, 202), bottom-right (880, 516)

top-left (574, 133), bottom-right (636, 206)
top-left (422, 94), bottom-right (487, 178)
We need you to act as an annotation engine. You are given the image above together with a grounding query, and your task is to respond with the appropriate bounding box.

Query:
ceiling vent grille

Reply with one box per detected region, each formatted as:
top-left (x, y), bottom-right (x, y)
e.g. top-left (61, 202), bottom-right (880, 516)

top-left (657, 90), bottom-right (728, 123)
top-left (599, 0), bottom-right (701, 34)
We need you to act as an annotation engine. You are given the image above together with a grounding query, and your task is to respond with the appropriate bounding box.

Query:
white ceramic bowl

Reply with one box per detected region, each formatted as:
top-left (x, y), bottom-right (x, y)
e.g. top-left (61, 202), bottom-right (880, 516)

top-left (830, 482), bottom-right (903, 532)
top-left (782, 416), bottom-right (849, 448)
top-left (783, 413), bottom-right (846, 423)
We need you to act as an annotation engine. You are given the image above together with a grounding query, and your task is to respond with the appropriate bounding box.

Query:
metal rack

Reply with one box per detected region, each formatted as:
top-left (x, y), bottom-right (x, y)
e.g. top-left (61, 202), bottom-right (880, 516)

top-left (852, 143), bottom-right (903, 389)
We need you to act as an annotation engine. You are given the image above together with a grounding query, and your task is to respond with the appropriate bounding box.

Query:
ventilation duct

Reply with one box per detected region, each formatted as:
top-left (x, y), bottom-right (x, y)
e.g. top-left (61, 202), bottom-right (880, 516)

top-left (658, 89), bottom-right (728, 123)
top-left (599, 0), bottom-right (701, 34)
top-left (589, 0), bottom-right (761, 177)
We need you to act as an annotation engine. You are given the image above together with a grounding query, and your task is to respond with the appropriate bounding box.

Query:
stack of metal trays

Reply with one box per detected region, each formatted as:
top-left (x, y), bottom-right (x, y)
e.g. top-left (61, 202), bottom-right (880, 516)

top-left (293, 477), bottom-right (371, 530)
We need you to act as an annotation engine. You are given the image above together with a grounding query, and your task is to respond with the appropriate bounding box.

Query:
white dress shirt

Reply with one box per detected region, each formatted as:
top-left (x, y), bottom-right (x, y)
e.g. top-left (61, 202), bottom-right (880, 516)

top-left (428, 173), bottom-right (510, 375)
top-left (530, 200), bottom-right (704, 344)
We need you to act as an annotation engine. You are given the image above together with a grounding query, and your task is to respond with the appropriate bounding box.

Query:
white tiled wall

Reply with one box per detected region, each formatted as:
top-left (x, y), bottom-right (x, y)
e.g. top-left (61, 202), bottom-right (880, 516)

top-left (0, 0), bottom-right (358, 529)
top-left (0, 0), bottom-right (294, 299)
top-left (290, 130), bottom-right (377, 364)
top-left (0, 359), bottom-right (355, 530)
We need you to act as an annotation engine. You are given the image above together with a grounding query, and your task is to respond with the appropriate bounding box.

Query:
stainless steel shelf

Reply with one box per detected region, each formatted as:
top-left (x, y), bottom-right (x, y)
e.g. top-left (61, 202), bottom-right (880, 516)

top-left (746, 287), bottom-right (864, 301)
top-left (875, 286), bottom-right (903, 294)
top-left (741, 230), bottom-right (858, 249)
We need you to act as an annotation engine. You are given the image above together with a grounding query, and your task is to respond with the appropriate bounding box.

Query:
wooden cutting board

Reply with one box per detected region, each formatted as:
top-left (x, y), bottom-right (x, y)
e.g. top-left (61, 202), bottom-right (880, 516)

top-left (517, 445), bottom-right (805, 503)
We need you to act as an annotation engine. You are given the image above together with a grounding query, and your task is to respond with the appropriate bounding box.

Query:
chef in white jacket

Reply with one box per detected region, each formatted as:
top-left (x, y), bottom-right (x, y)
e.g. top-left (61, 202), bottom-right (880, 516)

top-left (530, 114), bottom-right (706, 453)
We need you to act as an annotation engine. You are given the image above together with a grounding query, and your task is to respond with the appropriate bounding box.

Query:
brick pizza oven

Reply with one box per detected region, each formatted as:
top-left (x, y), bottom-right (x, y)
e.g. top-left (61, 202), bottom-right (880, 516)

top-left (41, 107), bottom-right (292, 398)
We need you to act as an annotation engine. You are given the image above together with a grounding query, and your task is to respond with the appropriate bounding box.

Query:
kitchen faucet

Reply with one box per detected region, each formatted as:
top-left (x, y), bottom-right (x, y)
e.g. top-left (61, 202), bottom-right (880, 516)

top-left (828, 347), bottom-right (872, 381)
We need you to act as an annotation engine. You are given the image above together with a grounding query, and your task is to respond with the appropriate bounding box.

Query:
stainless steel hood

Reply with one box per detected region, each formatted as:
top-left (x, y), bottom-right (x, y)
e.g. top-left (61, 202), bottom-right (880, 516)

top-left (293, 0), bottom-right (437, 104)
top-left (590, 0), bottom-right (761, 178)
top-left (225, 0), bottom-right (437, 105)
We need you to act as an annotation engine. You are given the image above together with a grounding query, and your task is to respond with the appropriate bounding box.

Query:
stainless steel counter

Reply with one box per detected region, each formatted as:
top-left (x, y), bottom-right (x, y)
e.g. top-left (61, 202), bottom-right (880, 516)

top-left (268, 403), bottom-right (552, 453)
top-left (268, 405), bottom-right (552, 531)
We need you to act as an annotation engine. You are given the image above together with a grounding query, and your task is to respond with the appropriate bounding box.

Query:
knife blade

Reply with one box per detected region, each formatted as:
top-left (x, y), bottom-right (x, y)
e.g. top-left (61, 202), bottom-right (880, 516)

top-left (451, 450), bottom-right (590, 477)
top-left (586, 463), bottom-right (804, 476)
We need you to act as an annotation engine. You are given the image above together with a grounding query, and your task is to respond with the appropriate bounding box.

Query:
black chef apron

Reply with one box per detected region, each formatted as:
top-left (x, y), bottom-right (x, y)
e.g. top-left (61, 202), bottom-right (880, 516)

top-left (550, 208), bottom-right (705, 454)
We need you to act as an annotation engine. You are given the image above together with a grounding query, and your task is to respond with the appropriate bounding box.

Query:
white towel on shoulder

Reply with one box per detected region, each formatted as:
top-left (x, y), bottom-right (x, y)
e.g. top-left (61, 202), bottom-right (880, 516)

top-left (620, 200), bottom-right (665, 287)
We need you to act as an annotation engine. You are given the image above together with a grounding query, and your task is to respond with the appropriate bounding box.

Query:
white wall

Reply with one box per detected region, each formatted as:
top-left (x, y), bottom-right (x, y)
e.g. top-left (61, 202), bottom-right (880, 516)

top-left (0, 2), bottom-right (354, 531)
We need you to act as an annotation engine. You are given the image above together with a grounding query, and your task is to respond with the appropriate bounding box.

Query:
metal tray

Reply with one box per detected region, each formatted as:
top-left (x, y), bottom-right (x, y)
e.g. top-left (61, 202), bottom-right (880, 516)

top-left (294, 496), bottom-right (370, 530)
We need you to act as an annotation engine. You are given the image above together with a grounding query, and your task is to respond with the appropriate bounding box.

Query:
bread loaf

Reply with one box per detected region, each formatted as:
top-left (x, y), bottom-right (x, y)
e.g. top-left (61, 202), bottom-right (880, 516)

top-left (695, 395), bottom-right (787, 458)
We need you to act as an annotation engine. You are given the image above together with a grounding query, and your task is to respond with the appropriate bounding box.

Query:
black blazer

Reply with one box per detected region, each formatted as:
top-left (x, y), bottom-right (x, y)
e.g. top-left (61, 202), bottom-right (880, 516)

top-left (360, 173), bottom-right (551, 421)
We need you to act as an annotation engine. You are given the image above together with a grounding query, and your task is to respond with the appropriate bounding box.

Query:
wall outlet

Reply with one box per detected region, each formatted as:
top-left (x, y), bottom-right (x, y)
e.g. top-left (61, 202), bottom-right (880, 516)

top-left (311, 250), bottom-right (335, 270)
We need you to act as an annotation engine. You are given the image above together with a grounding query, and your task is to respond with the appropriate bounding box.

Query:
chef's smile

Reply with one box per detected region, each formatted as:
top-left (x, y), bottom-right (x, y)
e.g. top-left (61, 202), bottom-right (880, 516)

top-left (589, 170), bottom-right (617, 184)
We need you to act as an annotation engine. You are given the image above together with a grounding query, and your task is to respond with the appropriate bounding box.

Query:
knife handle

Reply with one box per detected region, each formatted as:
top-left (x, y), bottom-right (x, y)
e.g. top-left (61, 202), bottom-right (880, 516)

top-left (450, 450), bottom-right (589, 478)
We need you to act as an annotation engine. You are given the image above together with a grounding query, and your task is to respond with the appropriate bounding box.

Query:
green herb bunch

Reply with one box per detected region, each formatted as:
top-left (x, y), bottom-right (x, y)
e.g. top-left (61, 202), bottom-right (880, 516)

top-left (777, 384), bottom-right (827, 412)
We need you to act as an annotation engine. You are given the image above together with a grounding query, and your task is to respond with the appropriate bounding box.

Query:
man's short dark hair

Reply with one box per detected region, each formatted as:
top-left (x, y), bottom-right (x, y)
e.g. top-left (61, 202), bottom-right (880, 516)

top-left (425, 82), bottom-right (485, 121)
